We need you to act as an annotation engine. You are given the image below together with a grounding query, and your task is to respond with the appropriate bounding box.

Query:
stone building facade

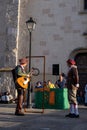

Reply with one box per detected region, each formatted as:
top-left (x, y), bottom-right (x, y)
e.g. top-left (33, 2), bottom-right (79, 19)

top-left (0, 0), bottom-right (18, 96)
top-left (0, 0), bottom-right (87, 96)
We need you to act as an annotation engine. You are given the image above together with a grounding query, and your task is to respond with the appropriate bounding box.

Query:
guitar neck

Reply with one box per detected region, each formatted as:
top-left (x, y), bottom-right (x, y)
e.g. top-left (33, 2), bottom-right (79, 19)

top-left (28, 70), bottom-right (33, 77)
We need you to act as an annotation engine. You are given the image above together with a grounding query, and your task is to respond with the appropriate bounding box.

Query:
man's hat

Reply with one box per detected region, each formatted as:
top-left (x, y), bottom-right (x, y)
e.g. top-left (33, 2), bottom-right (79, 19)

top-left (67, 59), bottom-right (76, 65)
top-left (19, 58), bottom-right (28, 64)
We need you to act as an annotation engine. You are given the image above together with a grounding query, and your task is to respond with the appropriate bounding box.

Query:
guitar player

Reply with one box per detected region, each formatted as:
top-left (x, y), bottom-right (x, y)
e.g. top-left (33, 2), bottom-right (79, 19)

top-left (15, 57), bottom-right (29, 116)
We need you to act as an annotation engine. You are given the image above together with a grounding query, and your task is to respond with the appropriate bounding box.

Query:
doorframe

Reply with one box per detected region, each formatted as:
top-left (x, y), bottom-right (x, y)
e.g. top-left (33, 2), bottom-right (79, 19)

top-left (69, 48), bottom-right (87, 94)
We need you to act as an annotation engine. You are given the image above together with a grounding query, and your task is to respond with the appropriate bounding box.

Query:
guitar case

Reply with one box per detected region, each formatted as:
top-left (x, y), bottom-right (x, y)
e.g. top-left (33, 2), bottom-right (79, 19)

top-left (11, 65), bottom-right (20, 83)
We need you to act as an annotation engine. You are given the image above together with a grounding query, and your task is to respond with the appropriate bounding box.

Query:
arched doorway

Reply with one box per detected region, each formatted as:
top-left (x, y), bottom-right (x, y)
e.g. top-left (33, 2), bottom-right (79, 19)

top-left (75, 53), bottom-right (87, 93)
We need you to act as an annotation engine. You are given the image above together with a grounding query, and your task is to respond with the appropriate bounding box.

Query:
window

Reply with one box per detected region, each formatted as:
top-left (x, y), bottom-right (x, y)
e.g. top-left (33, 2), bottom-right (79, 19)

top-left (78, 0), bottom-right (87, 14)
top-left (84, 0), bottom-right (87, 10)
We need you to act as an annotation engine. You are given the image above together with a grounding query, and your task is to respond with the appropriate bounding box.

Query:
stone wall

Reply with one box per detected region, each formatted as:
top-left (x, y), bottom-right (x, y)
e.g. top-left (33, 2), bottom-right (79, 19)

top-left (0, 0), bottom-right (18, 96)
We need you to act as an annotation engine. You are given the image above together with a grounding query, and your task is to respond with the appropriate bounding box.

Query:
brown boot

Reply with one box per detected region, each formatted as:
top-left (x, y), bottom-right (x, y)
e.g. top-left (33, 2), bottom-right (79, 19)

top-left (15, 110), bottom-right (24, 116)
top-left (15, 95), bottom-right (24, 116)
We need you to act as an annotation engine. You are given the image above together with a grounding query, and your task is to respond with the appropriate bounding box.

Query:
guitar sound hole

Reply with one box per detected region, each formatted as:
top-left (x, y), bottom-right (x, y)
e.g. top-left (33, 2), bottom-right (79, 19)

top-left (24, 77), bottom-right (27, 80)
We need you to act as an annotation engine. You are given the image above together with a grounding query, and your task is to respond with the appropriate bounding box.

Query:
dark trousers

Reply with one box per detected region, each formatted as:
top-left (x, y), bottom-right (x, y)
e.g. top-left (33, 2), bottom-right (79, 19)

top-left (15, 87), bottom-right (24, 113)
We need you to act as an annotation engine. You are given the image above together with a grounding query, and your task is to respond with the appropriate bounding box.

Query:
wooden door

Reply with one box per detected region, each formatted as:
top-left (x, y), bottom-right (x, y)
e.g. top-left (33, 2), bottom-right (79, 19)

top-left (75, 53), bottom-right (87, 93)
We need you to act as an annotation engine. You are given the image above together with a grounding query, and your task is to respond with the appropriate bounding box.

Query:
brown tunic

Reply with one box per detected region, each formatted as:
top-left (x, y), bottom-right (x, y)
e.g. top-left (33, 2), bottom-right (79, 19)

top-left (67, 65), bottom-right (79, 89)
top-left (66, 65), bottom-right (79, 104)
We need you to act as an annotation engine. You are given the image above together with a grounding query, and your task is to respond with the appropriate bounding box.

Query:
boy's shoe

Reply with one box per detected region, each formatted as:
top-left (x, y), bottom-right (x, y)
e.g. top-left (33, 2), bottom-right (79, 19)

top-left (65, 113), bottom-right (80, 118)
top-left (65, 113), bottom-right (75, 118)
top-left (75, 114), bottom-right (79, 118)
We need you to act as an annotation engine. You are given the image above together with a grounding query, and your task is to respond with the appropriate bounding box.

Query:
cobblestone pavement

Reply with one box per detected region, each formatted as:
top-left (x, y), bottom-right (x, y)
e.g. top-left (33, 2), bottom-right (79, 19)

top-left (0, 104), bottom-right (87, 130)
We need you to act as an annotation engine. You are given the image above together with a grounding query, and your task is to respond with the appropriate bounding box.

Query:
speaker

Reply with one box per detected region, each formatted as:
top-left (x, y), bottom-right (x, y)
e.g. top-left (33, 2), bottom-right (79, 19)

top-left (52, 64), bottom-right (59, 75)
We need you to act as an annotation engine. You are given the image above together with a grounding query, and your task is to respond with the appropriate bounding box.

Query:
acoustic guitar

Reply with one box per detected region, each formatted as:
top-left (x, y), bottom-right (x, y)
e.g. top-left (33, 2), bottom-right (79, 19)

top-left (16, 69), bottom-right (34, 89)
